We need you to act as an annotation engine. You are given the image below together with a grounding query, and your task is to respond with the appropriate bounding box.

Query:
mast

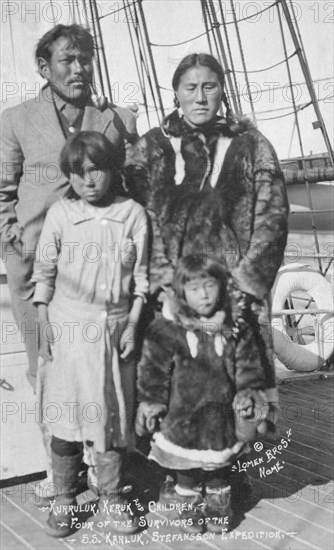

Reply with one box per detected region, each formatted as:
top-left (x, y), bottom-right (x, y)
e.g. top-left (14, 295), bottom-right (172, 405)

top-left (90, 0), bottom-right (113, 102)
top-left (203, 0), bottom-right (241, 116)
top-left (136, 0), bottom-right (165, 122)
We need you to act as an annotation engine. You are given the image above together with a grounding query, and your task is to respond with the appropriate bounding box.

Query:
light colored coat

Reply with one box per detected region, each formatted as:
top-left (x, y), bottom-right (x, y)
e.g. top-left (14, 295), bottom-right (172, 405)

top-left (32, 196), bottom-right (148, 452)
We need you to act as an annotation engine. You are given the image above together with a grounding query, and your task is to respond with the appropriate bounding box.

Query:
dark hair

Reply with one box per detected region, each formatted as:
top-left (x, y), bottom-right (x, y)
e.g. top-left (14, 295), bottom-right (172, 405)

top-left (173, 254), bottom-right (227, 317)
top-left (170, 52), bottom-right (253, 135)
top-left (35, 24), bottom-right (94, 63)
top-left (172, 53), bottom-right (225, 91)
top-left (60, 131), bottom-right (123, 199)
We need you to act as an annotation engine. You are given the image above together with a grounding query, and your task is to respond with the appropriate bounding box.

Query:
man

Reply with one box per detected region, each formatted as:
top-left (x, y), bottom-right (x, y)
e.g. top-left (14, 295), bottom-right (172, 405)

top-left (0, 24), bottom-right (138, 501)
top-left (0, 24), bottom-right (138, 388)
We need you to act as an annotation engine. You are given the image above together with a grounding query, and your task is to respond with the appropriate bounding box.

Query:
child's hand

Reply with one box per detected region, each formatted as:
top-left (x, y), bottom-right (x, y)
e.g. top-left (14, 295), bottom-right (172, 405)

top-left (120, 323), bottom-right (136, 360)
top-left (38, 340), bottom-right (53, 363)
top-left (37, 303), bottom-right (53, 363)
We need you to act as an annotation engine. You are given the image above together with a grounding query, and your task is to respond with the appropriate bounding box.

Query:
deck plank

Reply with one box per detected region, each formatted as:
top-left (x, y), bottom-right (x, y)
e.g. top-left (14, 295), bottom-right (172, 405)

top-left (1, 368), bottom-right (333, 550)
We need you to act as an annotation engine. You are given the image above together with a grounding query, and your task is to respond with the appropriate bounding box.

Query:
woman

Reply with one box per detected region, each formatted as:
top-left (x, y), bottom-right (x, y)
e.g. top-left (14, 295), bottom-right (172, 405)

top-left (126, 52), bottom-right (288, 415)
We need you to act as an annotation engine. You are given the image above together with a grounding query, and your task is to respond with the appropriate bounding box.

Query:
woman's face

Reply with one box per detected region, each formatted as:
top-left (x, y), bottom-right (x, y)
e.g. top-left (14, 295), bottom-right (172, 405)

top-left (175, 65), bottom-right (223, 126)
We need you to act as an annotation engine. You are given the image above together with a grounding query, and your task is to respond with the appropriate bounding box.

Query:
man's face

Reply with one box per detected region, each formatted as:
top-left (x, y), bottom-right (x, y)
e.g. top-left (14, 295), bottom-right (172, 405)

top-left (41, 37), bottom-right (93, 103)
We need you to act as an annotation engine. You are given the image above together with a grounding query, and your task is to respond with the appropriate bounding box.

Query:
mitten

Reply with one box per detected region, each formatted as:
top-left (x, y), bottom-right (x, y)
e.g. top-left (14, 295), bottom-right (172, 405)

top-left (135, 402), bottom-right (167, 436)
top-left (146, 403), bottom-right (167, 431)
top-left (135, 402), bottom-right (151, 436)
top-left (233, 389), bottom-right (269, 442)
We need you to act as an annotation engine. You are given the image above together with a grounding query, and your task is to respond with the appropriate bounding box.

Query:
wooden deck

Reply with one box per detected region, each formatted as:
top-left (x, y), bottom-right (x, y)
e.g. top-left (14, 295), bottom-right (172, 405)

top-left (1, 265), bottom-right (333, 550)
top-left (1, 374), bottom-right (333, 550)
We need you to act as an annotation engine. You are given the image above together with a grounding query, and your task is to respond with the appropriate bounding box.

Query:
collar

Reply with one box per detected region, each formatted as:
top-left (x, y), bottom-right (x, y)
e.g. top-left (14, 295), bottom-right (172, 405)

top-left (48, 85), bottom-right (91, 112)
top-left (52, 92), bottom-right (68, 113)
top-left (162, 109), bottom-right (229, 139)
top-left (61, 196), bottom-right (134, 225)
top-left (162, 292), bottom-right (227, 334)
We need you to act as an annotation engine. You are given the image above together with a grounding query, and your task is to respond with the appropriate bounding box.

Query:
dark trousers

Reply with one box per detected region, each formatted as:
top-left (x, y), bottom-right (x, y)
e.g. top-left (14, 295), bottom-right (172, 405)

top-left (3, 244), bottom-right (38, 386)
top-left (176, 468), bottom-right (230, 490)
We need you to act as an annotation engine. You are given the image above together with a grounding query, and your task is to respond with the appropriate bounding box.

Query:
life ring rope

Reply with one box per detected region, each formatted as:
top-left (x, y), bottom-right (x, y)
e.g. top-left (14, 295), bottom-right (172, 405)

top-left (271, 263), bottom-right (334, 372)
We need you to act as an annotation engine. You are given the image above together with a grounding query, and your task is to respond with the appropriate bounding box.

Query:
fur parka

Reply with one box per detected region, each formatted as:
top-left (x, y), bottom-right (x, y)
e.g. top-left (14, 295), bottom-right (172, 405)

top-left (137, 306), bottom-right (277, 470)
top-left (125, 112), bottom-right (289, 391)
top-left (125, 111), bottom-right (289, 299)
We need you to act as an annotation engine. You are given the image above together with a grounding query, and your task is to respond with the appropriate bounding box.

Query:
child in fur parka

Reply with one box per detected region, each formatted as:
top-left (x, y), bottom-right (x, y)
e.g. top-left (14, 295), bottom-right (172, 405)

top-left (136, 255), bottom-right (278, 534)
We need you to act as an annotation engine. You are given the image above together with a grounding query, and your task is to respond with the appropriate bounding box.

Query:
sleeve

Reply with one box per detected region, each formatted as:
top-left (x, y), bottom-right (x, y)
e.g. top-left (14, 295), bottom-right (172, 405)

top-left (31, 204), bottom-right (62, 304)
top-left (137, 318), bottom-right (175, 405)
top-left (125, 135), bottom-right (175, 294)
top-left (131, 204), bottom-right (149, 299)
top-left (0, 108), bottom-right (24, 242)
top-left (123, 107), bottom-right (139, 145)
top-left (233, 321), bottom-right (279, 438)
top-left (232, 132), bottom-right (289, 299)
top-left (114, 105), bottom-right (139, 146)
top-left (234, 322), bottom-right (267, 392)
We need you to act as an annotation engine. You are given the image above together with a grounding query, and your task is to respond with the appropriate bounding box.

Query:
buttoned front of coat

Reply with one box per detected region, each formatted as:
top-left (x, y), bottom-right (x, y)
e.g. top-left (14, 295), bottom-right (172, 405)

top-left (32, 195), bottom-right (148, 451)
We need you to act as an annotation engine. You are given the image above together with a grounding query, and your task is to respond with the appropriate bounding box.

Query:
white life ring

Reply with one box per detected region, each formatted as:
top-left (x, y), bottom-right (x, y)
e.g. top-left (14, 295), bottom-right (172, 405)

top-left (272, 263), bottom-right (334, 371)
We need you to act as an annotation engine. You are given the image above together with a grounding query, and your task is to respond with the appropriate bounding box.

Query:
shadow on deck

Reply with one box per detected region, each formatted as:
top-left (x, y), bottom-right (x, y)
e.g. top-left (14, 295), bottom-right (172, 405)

top-left (1, 375), bottom-right (333, 550)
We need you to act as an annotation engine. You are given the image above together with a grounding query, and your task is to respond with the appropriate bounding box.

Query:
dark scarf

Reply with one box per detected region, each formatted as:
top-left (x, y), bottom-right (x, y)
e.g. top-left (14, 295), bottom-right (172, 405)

top-left (162, 109), bottom-right (230, 143)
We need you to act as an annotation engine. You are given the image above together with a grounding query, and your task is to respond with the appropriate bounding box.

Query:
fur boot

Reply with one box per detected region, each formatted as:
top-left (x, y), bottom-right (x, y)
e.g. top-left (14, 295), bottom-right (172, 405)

top-left (45, 451), bottom-right (82, 538)
top-left (96, 450), bottom-right (140, 534)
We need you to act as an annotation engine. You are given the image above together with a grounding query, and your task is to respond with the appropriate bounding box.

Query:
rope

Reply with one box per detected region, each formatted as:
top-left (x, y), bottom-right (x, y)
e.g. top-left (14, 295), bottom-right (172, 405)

top-left (150, 29), bottom-right (209, 48)
top-left (278, 0), bottom-right (323, 273)
top-left (205, 1), bottom-right (224, 70)
top-left (229, 0), bottom-right (256, 122)
top-left (67, 0), bottom-right (74, 23)
top-left (149, 0), bottom-right (279, 48)
top-left (124, 0), bottom-right (151, 126)
top-left (159, 76), bottom-right (333, 96)
top-left (256, 101), bottom-right (312, 121)
top-left (219, 0), bottom-right (242, 113)
top-left (73, 0), bottom-right (82, 24)
top-left (99, 1), bottom-right (138, 20)
top-left (243, 94), bottom-right (331, 119)
top-left (7, 0), bottom-right (17, 81)
top-left (201, 0), bottom-right (214, 56)
top-left (233, 51), bottom-right (297, 74)
top-left (82, 0), bottom-right (90, 29)
top-left (88, 0), bottom-right (105, 96)
top-left (50, 0), bottom-right (57, 23)
top-left (136, 0), bottom-right (165, 120)
top-left (134, 2), bottom-right (161, 122)
top-left (224, 0), bottom-right (278, 24)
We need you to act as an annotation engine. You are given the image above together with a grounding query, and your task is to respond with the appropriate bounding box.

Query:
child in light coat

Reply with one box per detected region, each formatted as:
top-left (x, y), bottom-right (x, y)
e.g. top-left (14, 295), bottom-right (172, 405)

top-left (33, 131), bottom-right (148, 537)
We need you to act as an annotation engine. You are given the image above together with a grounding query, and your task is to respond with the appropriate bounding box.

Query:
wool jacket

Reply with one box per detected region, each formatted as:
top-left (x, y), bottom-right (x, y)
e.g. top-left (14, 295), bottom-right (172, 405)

top-left (125, 111), bottom-right (289, 300)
